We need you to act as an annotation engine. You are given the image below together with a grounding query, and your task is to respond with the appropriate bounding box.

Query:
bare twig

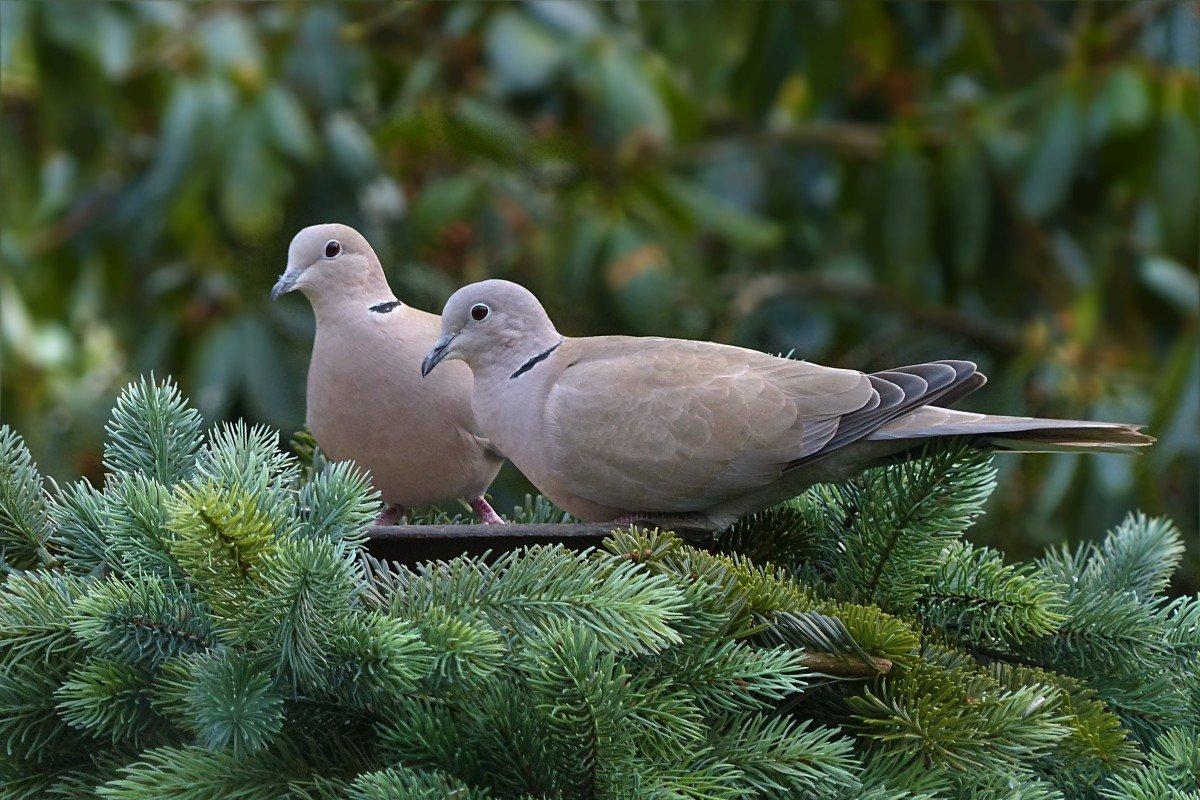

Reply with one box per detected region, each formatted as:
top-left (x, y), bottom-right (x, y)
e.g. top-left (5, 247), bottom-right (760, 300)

top-left (799, 652), bottom-right (893, 677)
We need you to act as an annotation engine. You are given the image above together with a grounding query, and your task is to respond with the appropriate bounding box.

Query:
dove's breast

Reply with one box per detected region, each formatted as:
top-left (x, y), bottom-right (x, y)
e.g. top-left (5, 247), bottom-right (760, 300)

top-left (307, 306), bottom-right (497, 508)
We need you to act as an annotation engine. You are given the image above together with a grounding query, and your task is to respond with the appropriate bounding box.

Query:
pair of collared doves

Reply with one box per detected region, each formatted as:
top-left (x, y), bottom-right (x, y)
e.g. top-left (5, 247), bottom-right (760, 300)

top-left (273, 224), bottom-right (504, 525)
top-left (421, 279), bottom-right (1153, 530)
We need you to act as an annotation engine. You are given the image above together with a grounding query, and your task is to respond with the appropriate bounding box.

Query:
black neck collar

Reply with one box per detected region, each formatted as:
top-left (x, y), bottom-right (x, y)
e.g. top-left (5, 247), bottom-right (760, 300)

top-left (369, 300), bottom-right (402, 314)
top-left (510, 340), bottom-right (562, 380)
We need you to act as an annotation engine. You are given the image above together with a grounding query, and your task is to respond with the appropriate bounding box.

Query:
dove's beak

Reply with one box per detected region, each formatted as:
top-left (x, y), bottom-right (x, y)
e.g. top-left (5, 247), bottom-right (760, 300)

top-left (421, 334), bottom-right (458, 377)
top-left (271, 267), bottom-right (301, 301)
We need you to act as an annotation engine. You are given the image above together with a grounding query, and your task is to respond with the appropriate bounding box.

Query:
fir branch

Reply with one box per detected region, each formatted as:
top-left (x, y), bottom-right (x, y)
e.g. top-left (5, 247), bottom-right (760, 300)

top-left (847, 661), bottom-right (1070, 775)
top-left (46, 478), bottom-right (110, 577)
top-left (348, 766), bottom-right (492, 800)
top-left (915, 542), bottom-right (1067, 646)
top-left (844, 750), bottom-right (950, 800)
top-left (315, 612), bottom-right (433, 708)
top-left (823, 443), bottom-right (997, 610)
top-left (96, 744), bottom-right (315, 800)
top-left (950, 771), bottom-right (1066, 800)
top-left (1082, 512), bottom-right (1185, 599)
top-left (101, 473), bottom-right (187, 583)
top-left (246, 537), bottom-right (363, 686)
top-left (377, 694), bottom-right (488, 789)
top-left (410, 605), bottom-right (507, 687)
top-left (69, 575), bottom-right (215, 669)
top-left (0, 660), bottom-right (92, 765)
top-left (606, 528), bottom-right (921, 670)
top-left (0, 425), bottom-right (55, 570)
top-left (293, 461), bottom-right (379, 544)
top-left (703, 713), bottom-right (860, 798)
top-left (0, 571), bottom-right (90, 666)
top-left (55, 659), bottom-right (166, 747)
top-left (523, 623), bottom-right (705, 793)
top-left (1098, 767), bottom-right (1200, 800)
top-left (646, 640), bottom-right (810, 715)
top-left (193, 422), bottom-right (299, 524)
top-left (1148, 727), bottom-right (1200, 791)
top-left (508, 493), bottom-right (578, 524)
top-left (988, 663), bottom-right (1142, 785)
top-left (714, 494), bottom-right (829, 567)
top-left (393, 544), bottom-right (688, 656)
top-left (182, 650), bottom-right (284, 757)
top-left (102, 377), bottom-right (202, 487)
top-left (165, 480), bottom-right (281, 624)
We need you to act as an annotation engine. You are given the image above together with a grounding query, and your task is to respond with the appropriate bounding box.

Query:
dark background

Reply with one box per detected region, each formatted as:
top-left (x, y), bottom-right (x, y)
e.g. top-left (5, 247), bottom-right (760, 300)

top-left (2, 1), bottom-right (1196, 589)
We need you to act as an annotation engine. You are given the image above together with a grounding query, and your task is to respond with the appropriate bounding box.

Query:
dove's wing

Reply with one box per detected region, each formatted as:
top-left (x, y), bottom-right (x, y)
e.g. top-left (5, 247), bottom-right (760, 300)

top-left (541, 337), bottom-right (980, 512)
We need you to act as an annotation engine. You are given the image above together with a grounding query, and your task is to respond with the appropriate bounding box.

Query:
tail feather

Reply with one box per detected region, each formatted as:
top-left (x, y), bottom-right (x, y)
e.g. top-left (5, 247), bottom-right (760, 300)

top-left (867, 407), bottom-right (1154, 454)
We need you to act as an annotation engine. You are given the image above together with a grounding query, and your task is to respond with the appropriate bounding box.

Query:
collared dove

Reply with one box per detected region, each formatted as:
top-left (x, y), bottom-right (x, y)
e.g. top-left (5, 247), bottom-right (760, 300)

top-left (421, 279), bottom-right (1153, 529)
top-left (272, 224), bottom-right (504, 525)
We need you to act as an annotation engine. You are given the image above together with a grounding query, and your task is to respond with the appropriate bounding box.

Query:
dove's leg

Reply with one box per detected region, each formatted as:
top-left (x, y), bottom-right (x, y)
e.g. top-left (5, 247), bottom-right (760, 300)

top-left (375, 504), bottom-right (406, 526)
top-left (471, 496), bottom-right (506, 525)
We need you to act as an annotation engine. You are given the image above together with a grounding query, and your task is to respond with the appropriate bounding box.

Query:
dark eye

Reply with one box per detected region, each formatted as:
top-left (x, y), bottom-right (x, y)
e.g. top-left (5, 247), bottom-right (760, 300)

top-left (470, 303), bottom-right (490, 321)
top-left (324, 240), bottom-right (341, 258)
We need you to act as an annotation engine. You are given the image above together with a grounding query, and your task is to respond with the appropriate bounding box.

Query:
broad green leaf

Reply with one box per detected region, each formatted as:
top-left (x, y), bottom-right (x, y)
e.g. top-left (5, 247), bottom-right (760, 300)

top-left (879, 138), bottom-right (933, 293)
top-left (35, 151), bottom-right (77, 221)
top-left (219, 110), bottom-right (287, 238)
top-left (238, 317), bottom-right (302, 431)
top-left (1155, 109), bottom-right (1200, 257)
top-left (1139, 257), bottom-right (1199, 316)
top-left (259, 85), bottom-right (317, 162)
top-left (449, 97), bottom-right (531, 162)
top-left (1018, 88), bottom-right (1084, 221)
top-left (188, 319), bottom-right (245, 422)
top-left (576, 39), bottom-right (672, 148)
top-left (485, 10), bottom-right (565, 95)
top-left (94, 5), bottom-right (135, 79)
top-left (603, 224), bottom-right (680, 334)
top-left (940, 137), bottom-right (990, 282)
top-left (324, 112), bottom-right (378, 179)
top-left (527, 0), bottom-right (603, 39)
top-left (198, 10), bottom-right (263, 75)
top-left (1100, 66), bottom-right (1151, 138)
top-left (656, 174), bottom-right (782, 251)
top-left (408, 175), bottom-right (479, 246)
top-left (0, 0), bottom-right (31, 74)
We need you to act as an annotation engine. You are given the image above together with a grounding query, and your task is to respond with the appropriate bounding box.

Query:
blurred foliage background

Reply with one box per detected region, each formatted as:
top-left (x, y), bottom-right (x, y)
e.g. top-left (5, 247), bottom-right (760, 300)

top-left (2, 1), bottom-right (1197, 588)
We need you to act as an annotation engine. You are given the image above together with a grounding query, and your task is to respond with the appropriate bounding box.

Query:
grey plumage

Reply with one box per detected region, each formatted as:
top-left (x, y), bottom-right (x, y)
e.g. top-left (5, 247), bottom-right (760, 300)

top-left (274, 224), bottom-right (504, 524)
top-left (421, 279), bottom-right (1152, 529)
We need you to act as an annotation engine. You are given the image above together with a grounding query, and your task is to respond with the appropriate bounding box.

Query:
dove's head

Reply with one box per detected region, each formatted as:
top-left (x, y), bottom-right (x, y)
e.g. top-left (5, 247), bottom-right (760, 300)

top-left (272, 223), bottom-right (390, 307)
top-left (422, 279), bottom-right (560, 379)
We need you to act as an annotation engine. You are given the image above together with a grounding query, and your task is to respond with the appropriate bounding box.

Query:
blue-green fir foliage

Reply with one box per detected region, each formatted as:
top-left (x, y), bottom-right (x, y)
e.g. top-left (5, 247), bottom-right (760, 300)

top-left (0, 377), bottom-right (1195, 799)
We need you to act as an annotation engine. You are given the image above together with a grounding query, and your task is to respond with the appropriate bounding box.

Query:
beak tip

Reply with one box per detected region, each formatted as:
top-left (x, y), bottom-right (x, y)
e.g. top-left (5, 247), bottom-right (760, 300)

top-left (271, 269), bottom-right (299, 302)
top-left (421, 333), bottom-right (456, 377)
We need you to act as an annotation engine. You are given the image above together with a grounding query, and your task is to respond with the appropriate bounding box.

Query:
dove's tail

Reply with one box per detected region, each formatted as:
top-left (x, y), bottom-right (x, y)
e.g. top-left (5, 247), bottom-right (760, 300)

top-left (867, 407), bottom-right (1154, 454)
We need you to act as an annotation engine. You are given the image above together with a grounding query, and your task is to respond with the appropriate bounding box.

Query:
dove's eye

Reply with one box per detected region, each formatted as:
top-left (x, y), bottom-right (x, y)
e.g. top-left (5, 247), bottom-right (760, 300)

top-left (324, 240), bottom-right (341, 258)
top-left (470, 303), bottom-right (490, 321)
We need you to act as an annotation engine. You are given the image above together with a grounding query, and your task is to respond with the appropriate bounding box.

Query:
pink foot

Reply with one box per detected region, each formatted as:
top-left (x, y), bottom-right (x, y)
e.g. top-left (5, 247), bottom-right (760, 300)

top-left (471, 496), bottom-right (506, 525)
top-left (375, 504), bottom-right (406, 526)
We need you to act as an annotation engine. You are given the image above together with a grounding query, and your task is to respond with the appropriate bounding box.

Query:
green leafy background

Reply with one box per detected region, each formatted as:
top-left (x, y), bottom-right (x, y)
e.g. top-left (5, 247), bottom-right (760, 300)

top-left (1, 2), bottom-right (1196, 585)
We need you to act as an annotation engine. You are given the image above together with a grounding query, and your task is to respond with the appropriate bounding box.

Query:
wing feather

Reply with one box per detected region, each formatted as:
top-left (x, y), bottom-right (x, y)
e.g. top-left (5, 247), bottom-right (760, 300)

top-left (544, 338), bottom-right (877, 511)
